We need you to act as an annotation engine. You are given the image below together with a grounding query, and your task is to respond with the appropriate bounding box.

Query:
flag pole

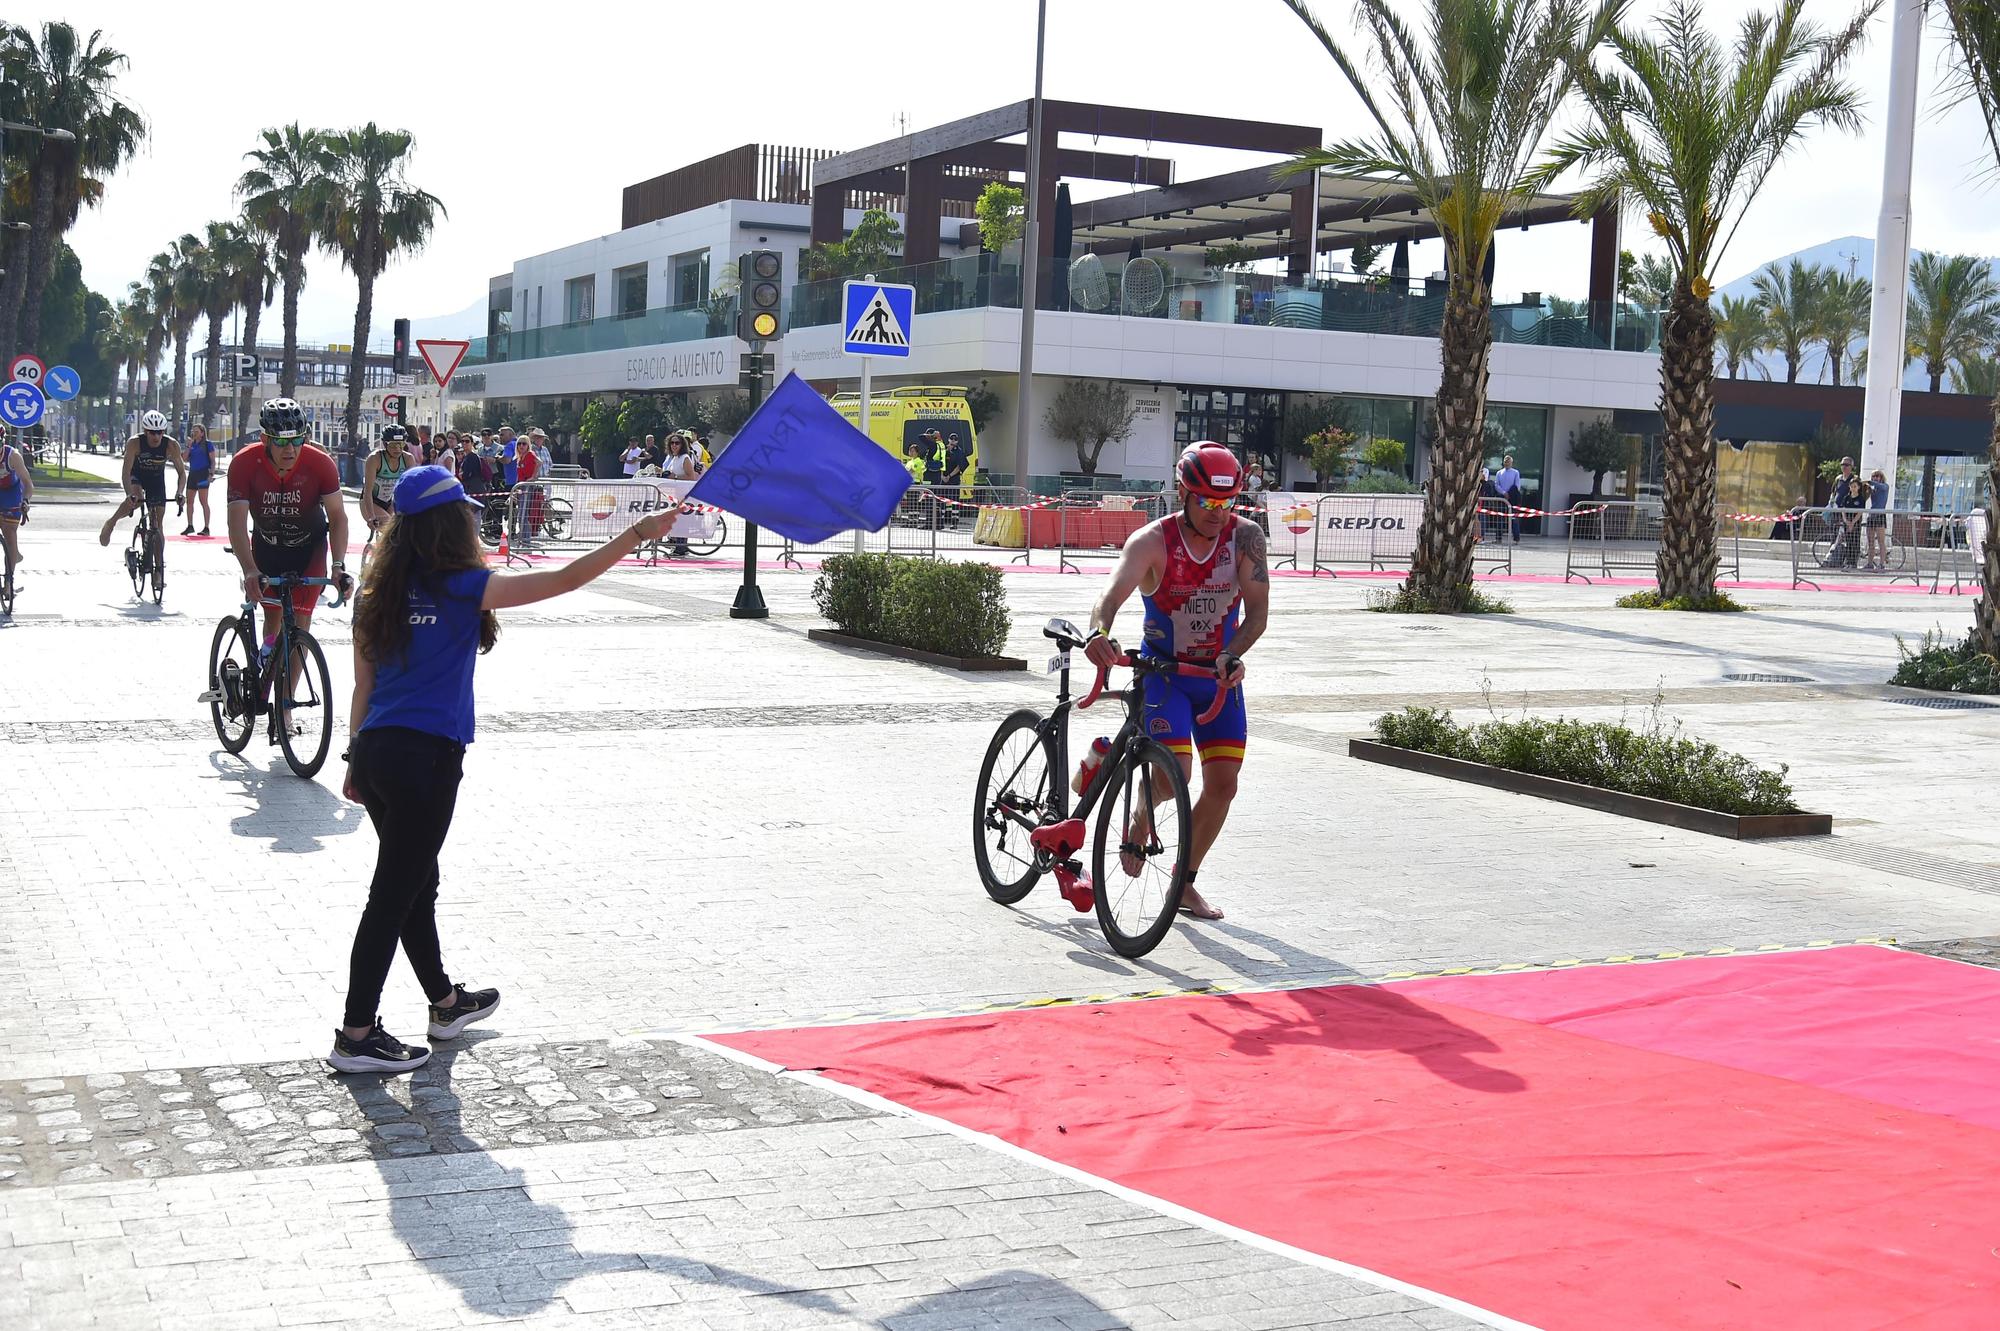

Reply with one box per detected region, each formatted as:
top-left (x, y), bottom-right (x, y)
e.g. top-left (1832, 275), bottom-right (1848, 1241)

top-left (730, 346), bottom-right (771, 619)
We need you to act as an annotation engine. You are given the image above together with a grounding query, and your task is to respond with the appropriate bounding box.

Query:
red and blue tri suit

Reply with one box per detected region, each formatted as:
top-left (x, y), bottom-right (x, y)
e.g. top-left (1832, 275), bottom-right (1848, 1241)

top-left (1137, 513), bottom-right (1248, 766)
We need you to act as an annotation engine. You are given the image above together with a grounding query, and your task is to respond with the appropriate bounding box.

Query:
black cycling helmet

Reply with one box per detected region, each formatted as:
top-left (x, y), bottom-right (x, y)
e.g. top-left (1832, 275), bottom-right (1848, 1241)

top-left (380, 425), bottom-right (409, 444)
top-left (260, 397), bottom-right (308, 441)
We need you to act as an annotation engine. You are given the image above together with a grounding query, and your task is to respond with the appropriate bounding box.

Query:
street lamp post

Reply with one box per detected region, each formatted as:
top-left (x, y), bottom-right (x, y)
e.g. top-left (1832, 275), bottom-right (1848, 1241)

top-left (1012, 0), bottom-right (1049, 496)
top-left (1860, 0), bottom-right (1923, 487)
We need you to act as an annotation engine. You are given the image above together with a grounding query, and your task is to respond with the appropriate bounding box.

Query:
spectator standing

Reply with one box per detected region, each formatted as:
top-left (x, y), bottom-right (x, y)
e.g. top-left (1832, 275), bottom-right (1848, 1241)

top-left (620, 436), bottom-right (644, 478)
top-left (530, 428), bottom-right (553, 476)
top-left (497, 426), bottom-right (520, 489)
top-left (1865, 468), bottom-right (1891, 570)
top-left (182, 423), bottom-right (216, 536)
top-left (1494, 452), bottom-right (1523, 543)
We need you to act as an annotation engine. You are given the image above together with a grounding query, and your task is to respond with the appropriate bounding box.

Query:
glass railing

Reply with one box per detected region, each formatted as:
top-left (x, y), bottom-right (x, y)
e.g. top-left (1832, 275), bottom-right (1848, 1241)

top-left (460, 297), bottom-right (733, 367)
top-left (788, 257), bottom-right (1661, 353)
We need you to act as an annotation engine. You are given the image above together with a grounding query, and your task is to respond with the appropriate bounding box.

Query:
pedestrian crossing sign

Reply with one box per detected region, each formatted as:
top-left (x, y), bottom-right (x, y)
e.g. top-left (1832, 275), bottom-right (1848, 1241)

top-left (843, 281), bottom-right (915, 358)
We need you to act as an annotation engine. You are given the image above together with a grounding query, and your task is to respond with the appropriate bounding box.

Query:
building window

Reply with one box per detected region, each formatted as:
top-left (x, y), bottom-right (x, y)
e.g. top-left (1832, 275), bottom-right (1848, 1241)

top-left (564, 276), bottom-right (596, 325)
top-left (671, 249), bottom-right (710, 306)
top-left (1175, 388), bottom-right (1282, 470)
top-left (613, 264), bottom-right (647, 319)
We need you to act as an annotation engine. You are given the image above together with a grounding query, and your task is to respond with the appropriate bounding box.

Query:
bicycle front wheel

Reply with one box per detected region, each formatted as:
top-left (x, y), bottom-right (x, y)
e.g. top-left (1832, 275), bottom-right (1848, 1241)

top-left (127, 529), bottom-right (148, 600)
top-left (276, 630), bottom-right (334, 778)
top-left (1091, 738), bottom-right (1191, 958)
top-left (208, 616), bottom-right (257, 754)
top-left (973, 708), bottom-right (1057, 904)
top-left (543, 498), bottom-right (572, 542)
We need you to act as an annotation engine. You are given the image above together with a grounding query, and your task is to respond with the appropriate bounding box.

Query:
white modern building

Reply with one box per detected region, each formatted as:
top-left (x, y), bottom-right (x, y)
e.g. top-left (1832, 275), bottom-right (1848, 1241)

top-left (468, 110), bottom-right (1663, 521)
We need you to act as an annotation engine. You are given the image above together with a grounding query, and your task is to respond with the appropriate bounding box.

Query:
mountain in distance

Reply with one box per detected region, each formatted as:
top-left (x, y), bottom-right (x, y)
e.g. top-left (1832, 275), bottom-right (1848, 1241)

top-left (1709, 234), bottom-right (2000, 390)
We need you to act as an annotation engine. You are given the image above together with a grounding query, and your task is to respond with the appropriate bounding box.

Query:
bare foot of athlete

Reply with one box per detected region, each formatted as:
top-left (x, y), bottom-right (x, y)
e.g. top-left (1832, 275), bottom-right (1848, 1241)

top-left (1179, 884), bottom-right (1224, 921)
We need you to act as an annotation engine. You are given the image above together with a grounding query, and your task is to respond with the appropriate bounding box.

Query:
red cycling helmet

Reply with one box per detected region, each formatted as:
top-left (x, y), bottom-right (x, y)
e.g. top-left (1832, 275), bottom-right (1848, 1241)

top-left (1176, 442), bottom-right (1243, 500)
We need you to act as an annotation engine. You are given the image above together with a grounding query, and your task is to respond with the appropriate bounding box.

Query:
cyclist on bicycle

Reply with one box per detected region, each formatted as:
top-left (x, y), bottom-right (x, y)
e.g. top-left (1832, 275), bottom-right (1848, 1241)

top-left (99, 410), bottom-right (187, 583)
top-left (227, 398), bottom-right (352, 656)
top-left (362, 425), bottom-right (414, 535)
top-left (0, 437), bottom-right (32, 583)
top-left (1083, 442), bottom-right (1270, 922)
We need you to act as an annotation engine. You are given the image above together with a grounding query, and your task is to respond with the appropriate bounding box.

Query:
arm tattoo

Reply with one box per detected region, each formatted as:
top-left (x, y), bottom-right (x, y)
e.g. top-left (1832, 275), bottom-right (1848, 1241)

top-left (1238, 520), bottom-right (1270, 583)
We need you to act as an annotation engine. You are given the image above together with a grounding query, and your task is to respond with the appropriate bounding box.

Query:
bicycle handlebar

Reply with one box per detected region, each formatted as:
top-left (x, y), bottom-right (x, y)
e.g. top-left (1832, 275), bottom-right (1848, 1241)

top-left (1077, 651), bottom-right (1240, 725)
top-left (241, 572), bottom-right (347, 613)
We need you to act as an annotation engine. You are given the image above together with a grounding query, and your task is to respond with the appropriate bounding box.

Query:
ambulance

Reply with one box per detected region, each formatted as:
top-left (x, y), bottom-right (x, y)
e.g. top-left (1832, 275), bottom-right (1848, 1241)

top-left (829, 385), bottom-right (980, 485)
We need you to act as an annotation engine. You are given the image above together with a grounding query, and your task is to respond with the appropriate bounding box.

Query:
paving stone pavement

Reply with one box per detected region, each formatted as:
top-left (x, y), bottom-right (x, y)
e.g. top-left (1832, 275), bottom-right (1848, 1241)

top-left (5, 495), bottom-right (2000, 1327)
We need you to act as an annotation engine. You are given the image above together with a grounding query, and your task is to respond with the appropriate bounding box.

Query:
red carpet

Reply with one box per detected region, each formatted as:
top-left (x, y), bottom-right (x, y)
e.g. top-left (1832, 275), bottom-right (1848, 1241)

top-left (717, 946), bottom-right (2000, 1330)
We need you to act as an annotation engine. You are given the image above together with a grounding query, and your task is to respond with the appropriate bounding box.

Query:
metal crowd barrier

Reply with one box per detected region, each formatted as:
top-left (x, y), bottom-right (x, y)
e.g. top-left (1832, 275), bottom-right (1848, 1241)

top-left (1564, 499), bottom-right (1741, 584)
top-left (1304, 493), bottom-right (1427, 576)
top-left (1789, 506), bottom-right (1969, 591)
top-left (1057, 489), bottom-right (1151, 573)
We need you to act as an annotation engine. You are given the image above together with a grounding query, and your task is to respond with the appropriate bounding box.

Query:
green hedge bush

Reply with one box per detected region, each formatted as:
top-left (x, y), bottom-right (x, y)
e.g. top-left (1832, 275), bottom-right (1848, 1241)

top-left (1891, 628), bottom-right (2000, 694)
top-left (1372, 705), bottom-right (1800, 816)
top-left (813, 553), bottom-right (1012, 659)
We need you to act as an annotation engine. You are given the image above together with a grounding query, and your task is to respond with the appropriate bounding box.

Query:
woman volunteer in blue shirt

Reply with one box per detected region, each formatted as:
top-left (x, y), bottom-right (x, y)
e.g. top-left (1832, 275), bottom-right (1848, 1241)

top-left (181, 424), bottom-right (215, 536)
top-left (331, 464), bottom-right (674, 1073)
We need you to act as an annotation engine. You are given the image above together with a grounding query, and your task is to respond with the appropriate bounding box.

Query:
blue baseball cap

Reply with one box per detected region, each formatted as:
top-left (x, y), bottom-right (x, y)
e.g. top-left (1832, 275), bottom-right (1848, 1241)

top-left (393, 464), bottom-right (483, 516)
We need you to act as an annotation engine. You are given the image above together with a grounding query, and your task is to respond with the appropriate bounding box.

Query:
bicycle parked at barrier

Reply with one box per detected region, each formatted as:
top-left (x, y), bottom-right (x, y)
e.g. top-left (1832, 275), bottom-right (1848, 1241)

top-left (973, 617), bottom-right (1236, 958)
top-left (199, 573), bottom-right (345, 778)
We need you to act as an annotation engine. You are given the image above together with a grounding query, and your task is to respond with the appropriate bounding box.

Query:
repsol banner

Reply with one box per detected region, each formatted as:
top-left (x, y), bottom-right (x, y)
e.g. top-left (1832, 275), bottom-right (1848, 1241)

top-left (530, 479), bottom-right (721, 546)
top-left (1265, 491), bottom-right (1423, 566)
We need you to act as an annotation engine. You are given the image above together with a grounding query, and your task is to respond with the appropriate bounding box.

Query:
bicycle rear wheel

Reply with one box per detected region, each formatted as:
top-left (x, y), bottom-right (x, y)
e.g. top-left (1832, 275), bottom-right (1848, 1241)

top-left (973, 708), bottom-right (1058, 904)
top-left (543, 498), bottom-right (572, 542)
top-left (276, 630), bottom-right (334, 778)
top-left (151, 540), bottom-right (164, 606)
top-left (1091, 738), bottom-right (1191, 958)
top-left (208, 616), bottom-right (257, 754)
top-left (688, 513), bottom-right (727, 556)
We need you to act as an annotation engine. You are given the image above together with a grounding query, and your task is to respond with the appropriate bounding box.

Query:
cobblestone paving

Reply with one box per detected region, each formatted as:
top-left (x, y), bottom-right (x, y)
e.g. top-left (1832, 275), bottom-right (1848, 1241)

top-left (0, 1038), bottom-right (869, 1190)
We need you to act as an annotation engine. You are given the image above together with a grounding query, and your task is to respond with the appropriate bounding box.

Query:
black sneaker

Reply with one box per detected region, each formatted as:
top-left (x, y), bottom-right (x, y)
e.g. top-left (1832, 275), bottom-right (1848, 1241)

top-left (428, 984), bottom-right (500, 1040)
top-left (328, 1021), bottom-right (430, 1074)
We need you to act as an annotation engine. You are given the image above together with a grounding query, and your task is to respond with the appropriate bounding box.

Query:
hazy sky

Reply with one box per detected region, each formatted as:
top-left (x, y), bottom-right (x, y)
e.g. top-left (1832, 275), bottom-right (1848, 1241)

top-left (30, 0), bottom-right (2000, 350)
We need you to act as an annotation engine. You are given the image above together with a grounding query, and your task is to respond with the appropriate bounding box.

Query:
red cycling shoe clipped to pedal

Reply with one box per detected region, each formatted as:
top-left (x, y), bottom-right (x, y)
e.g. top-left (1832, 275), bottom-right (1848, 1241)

top-left (1054, 863), bottom-right (1095, 914)
top-left (1030, 818), bottom-right (1086, 860)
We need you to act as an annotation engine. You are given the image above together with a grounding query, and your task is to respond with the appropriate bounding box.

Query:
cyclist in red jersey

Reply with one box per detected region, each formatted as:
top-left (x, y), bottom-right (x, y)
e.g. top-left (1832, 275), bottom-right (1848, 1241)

top-left (227, 398), bottom-right (352, 645)
top-left (1084, 443), bottom-right (1270, 921)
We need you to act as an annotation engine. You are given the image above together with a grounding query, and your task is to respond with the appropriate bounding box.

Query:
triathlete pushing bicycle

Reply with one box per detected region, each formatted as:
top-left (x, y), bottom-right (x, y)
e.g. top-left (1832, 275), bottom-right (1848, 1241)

top-left (1083, 442), bottom-right (1269, 921)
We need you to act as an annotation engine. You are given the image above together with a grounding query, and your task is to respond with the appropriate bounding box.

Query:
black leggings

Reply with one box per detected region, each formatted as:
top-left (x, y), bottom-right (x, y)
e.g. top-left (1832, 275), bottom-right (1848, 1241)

top-left (344, 726), bottom-right (465, 1028)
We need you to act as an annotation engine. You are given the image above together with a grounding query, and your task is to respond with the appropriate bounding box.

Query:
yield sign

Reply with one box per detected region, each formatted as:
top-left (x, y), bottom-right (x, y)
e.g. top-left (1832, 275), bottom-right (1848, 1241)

top-left (417, 338), bottom-right (471, 389)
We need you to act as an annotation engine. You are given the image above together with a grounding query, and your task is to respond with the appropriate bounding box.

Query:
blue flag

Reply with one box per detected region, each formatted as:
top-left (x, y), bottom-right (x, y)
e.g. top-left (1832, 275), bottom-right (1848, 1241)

top-left (686, 372), bottom-right (914, 545)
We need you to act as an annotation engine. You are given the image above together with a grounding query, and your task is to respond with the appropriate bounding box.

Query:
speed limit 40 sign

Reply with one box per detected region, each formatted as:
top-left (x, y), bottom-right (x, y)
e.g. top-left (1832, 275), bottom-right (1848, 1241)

top-left (9, 353), bottom-right (46, 388)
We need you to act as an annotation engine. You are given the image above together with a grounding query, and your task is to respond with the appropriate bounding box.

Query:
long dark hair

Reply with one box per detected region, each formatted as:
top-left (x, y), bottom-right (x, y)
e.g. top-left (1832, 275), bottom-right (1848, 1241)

top-left (354, 503), bottom-right (500, 665)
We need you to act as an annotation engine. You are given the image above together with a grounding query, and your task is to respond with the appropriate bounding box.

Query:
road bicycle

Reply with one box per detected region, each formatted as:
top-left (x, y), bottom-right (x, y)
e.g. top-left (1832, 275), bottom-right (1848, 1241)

top-left (200, 572), bottom-right (346, 778)
top-left (972, 617), bottom-right (1235, 958)
top-left (1, 553), bottom-right (15, 617)
top-left (126, 495), bottom-right (180, 605)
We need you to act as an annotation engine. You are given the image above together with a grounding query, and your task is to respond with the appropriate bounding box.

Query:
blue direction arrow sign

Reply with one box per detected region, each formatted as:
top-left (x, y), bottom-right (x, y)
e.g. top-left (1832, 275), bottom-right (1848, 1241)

top-left (0, 381), bottom-right (46, 428)
top-left (43, 364), bottom-right (79, 401)
top-left (842, 280), bottom-right (915, 358)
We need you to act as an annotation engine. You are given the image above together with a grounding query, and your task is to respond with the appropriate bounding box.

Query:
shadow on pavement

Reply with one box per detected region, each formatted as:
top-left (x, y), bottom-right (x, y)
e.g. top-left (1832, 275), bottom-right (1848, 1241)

top-left (206, 753), bottom-right (364, 851)
top-left (329, 1041), bottom-right (1128, 1325)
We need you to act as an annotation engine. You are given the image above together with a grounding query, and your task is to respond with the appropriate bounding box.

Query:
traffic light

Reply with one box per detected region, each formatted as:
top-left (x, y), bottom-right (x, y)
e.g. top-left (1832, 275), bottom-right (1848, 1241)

top-left (735, 250), bottom-right (784, 343)
top-left (392, 318), bottom-right (411, 374)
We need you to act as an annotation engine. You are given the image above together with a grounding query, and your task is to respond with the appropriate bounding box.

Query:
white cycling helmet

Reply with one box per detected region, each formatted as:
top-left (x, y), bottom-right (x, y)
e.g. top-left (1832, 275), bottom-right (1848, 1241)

top-left (139, 410), bottom-right (168, 433)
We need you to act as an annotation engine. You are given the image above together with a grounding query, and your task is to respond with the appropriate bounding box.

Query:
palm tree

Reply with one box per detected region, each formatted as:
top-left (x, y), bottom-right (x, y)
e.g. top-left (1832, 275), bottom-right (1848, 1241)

top-left (154, 234), bottom-right (205, 438)
top-left (231, 228), bottom-right (273, 443)
top-left (1938, 0), bottom-right (2000, 653)
top-left (0, 22), bottom-right (147, 362)
top-left (1538, 0), bottom-right (1875, 603)
top-left (1906, 252), bottom-right (2000, 393)
top-left (1277, 0), bottom-right (1621, 610)
top-left (1951, 351), bottom-right (1999, 397)
top-left (1713, 293), bottom-right (1769, 379)
top-left (195, 220), bottom-right (253, 433)
top-left (95, 298), bottom-right (144, 434)
top-left (1753, 259), bottom-right (1830, 384)
top-left (318, 124), bottom-right (444, 455)
top-left (1620, 250), bottom-right (1676, 307)
top-left (238, 124), bottom-right (330, 398)
top-left (1816, 270), bottom-right (1870, 386)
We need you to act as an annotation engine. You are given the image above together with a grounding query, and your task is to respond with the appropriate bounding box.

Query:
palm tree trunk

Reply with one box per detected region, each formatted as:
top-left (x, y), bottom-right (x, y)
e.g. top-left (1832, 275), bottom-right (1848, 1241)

top-left (13, 171), bottom-right (62, 354)
top-left (1408, 272), bottom-right (1491, 609)
top-left (122, 355), bottom-right (139, 434)
top-left (280, 249), bottom-right (304, 397)
top-left (236, 298), bottom-right (262, 443)
top-left (0, 250), bottom-right (26, 364)
top-left (1976, 390), bottom-right (2000, 657)
top-left (344, 256), bottom-right (376, 478)
top-left (1656, 286), bottom-right (1720, 601)
top-left (170, 326), bottom-right (191, 439)
top-left (199, 308), bottom-right (225, 431)
top-left (144, 334), bottom-right (163, 412)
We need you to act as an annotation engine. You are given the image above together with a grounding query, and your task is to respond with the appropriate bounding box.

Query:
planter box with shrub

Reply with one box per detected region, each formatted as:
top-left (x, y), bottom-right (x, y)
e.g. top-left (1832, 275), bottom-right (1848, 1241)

top-left (1351, 707), bottom-right (1830, 840)
top-left (810, 553), bottom-right (1024, 671)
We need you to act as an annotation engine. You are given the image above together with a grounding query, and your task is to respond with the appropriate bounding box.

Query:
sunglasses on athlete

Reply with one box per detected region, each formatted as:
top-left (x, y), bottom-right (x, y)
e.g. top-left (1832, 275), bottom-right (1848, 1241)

top-left (1188, 494), bottom-right (1234, 512)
